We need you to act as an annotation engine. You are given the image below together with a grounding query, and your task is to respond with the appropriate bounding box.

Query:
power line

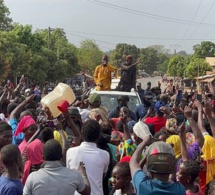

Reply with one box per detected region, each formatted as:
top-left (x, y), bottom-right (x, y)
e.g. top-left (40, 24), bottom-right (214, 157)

top-left (178, 0), bottom-right (202, 44)
top-left (64, 29), bottom-right (215, 41)
top-left (203, 24), bottom-right (215, 39)
top-left (66, 32), bottom-right (116, 45)
top-left (65, 32), bottom-right (116, 50)
top-left (189, 0), bottom-right (215, 39)
top-left (86, 0), bottom-right (215, 27)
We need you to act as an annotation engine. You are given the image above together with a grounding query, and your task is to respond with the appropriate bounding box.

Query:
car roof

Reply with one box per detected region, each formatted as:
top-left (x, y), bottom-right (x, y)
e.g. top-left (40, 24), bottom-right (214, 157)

top-left (88, 88), bottom-right (138, 96)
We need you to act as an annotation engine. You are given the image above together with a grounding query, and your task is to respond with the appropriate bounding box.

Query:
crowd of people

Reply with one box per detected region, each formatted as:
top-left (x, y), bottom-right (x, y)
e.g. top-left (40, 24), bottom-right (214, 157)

top-left (0, 54), bottom-right (215, 195)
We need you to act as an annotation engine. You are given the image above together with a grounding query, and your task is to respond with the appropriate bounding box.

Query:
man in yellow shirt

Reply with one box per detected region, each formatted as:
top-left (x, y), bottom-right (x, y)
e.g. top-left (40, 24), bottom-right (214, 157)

top-left (94, 54), bottom-right (117, 91)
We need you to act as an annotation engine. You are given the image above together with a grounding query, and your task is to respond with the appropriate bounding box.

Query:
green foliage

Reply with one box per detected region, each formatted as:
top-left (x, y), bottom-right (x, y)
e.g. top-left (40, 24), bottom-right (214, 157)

top-left (167, 56), bottom-right (185, 77)
top-left (0, 24), bottom-right (80, 83)
top-left (110, 43), bottom-right (140, 67)
top-left (185, 58), bottom-right (212, 79)
top-left (0, 0), bottom-right (12, 31)
top-left (77, 40), bottom-right (103, 73)
top-left (148, 45), bottom-right (170, 54)
top-left (193, 41), bottom-right (215, 58)
top-left (139, 48), bottom-right (158, 74)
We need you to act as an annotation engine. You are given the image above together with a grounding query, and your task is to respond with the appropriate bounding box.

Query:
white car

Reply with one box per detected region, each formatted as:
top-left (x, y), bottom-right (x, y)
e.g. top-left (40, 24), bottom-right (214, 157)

top-left (87, 88), bottom-right (141, 111)
top-left (111, 78), bottom-right (120, 90)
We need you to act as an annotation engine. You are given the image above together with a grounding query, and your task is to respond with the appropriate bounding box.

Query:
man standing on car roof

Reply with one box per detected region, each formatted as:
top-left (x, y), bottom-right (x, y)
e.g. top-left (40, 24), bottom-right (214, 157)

top-left (94, 54), bottom-right (117, 91)
top-left (117, 55), bottom-right (139, 92)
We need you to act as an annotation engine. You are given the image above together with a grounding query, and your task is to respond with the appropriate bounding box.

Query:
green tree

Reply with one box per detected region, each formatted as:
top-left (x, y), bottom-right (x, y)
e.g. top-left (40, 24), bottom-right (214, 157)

top-left (193, 41), bottom-right (215, 58)
top-left (78, 40), bottom-right (103, 73)
top-left (139, 47), bottom-right (159, 74)
top-left (167, 56), bottom-right (185, 77)
top-left (176, 50), bottom-right (188, 57)
top-left (0, 0), bottom-right (12, 31)
top-left (110, 43), bottom-right (140, 67)
top-left (148, 45), bottom-right (170, 54)
top-left (185, 58), bottom-right (212, 79)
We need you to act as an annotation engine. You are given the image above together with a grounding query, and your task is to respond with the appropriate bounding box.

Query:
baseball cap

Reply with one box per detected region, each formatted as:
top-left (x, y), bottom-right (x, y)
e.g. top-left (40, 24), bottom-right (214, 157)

top-left (144, 91), bottom-right (154, 99)
top-left (127, 120), bottom-right (136, 132)
top-left (154, 101), bottom-right (165, 114)
top-left (133, 121), bottom-right (152, 140)
top-left (145, 141), bottom-right (176, 174)
top-left (25, 88), bottom-right (31, 93)
top-left (67, 106), bottom-right (80, 116)
top-left (88, 93), bottom-right (101, 104)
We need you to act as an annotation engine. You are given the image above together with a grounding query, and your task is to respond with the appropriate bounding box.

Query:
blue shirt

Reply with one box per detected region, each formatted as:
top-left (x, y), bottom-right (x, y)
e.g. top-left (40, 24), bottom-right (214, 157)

top-left (0, 175), bottom-right (23, 195)
top-left (134, 104), bottom-right (149, 121)
top-left (132, 169), bottom-right (186, 195)
top-left (137, 89), bottom-right (145, 102)
top-left (10, 118), bottom-right (24, 145)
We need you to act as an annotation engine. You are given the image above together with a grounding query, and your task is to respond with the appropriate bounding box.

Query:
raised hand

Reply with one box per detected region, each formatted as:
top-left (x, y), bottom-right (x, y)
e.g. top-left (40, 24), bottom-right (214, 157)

top-left (193, 99), bottom-right (203, 111)
top-left (177, 121), bottom-right (186, 137)
top-left (25, 94), bottom-right (35, 103)
top-left (204, 101), bottom-right (212, 118)
top-left (184, 106), bottom-right (192, 119)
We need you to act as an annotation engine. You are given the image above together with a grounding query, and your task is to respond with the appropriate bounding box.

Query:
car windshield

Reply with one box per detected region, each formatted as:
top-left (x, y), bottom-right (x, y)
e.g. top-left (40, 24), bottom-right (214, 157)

top-left (100, 94), bottom-right (140, 111)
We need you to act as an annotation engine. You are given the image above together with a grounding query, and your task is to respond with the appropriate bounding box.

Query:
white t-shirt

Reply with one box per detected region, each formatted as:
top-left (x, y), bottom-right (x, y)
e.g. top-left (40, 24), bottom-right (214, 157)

top-left (113, 189), bottom-right (122, 195)
top-left (66, 142), bottom-right (110, 195)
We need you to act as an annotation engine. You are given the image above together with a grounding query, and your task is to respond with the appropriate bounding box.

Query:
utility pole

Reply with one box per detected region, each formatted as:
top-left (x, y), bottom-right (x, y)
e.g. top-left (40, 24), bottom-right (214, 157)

top-left (57, 29), bottom-right (63, 60)
top-left (170, 44), bottom-right (181, 54)
top-left (48, 27), bottom-right (54, 49)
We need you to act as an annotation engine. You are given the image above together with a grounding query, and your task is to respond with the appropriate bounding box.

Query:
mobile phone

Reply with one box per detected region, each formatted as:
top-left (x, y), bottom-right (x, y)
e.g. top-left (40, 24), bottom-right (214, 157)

top-left (176, 90), bottom-right (182, 102)
top-left (173, 86), bottom-right (176, 93)
top-left (207, 93), bottom-right (213, 98)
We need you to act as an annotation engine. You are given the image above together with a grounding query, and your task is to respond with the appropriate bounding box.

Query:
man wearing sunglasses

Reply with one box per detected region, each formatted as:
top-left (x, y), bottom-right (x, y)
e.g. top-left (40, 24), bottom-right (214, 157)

top-left (94, 54), bottom-right (117, 91)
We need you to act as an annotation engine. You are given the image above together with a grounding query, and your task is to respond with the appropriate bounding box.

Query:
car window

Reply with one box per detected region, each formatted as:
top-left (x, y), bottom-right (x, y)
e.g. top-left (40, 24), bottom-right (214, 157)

top-left (100, 94), bottom-right (140, 111)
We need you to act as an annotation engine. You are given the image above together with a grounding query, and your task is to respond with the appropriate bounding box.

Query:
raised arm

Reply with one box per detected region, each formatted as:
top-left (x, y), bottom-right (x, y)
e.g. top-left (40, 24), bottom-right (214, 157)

top-left (121, 111), bottom-right (131, 140)
top-left (120, 59), bottom-right (140, 71)
top-left (184, 105), bottom-right (204, 148)
top-left (0, 86), bottom-right (9, 107)
top-left (64, 111), bottom-right (81, 146)
top-left (10, 94), bottom-right (35, 120)
top-left (194, 100), bottom-right (207, 134)
top-left (130, 136), bottom-right (152, 176)
top-left (55, 121), bottom-right (69, 163)
top-left (177, 121), bottom-right (189, 161)
top-left (204, 101), bottom-right (215, 138)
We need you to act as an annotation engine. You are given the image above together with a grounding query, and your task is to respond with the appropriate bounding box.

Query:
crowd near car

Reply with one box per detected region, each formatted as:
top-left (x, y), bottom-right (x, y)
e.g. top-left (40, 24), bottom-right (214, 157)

top-left (87, 87), bottom-right (141, 111)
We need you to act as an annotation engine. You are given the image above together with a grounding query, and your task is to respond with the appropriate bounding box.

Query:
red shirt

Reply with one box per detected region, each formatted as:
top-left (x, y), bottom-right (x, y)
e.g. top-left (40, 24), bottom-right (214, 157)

top-left (144, 116), bottom-right (167, 133)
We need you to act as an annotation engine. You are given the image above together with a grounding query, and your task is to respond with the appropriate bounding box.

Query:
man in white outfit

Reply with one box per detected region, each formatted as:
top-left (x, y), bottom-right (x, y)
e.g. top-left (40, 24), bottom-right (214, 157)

top-left (67, 119), bottom-right (109, 195)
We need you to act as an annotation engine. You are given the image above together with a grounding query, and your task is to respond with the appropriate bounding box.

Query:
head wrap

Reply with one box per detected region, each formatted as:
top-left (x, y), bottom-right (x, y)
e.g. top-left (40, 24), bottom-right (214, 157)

top-left (22, 139), bottom-right (44, 185)
top-left (120, 156), bottom-right (131, 163)
top-left (166, 135), bottom-right (181, 159)
top-left (133, 121), bottom-right (152, 140)
top-left (165, 118), bottom-right (177, 133)
top-left (14, 115), bottom-right (36, 136)
top-left (185, 132), bottom-right (195, 145)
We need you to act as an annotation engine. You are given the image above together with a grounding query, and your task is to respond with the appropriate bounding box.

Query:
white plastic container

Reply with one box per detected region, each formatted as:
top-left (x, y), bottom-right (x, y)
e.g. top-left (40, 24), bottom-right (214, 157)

top-left (41, 83), bottom-right (76, 118)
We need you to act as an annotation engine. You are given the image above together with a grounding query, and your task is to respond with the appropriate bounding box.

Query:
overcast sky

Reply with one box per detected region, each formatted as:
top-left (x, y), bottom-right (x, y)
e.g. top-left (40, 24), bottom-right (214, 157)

top-left (4, 0), bottom-right (215, 54)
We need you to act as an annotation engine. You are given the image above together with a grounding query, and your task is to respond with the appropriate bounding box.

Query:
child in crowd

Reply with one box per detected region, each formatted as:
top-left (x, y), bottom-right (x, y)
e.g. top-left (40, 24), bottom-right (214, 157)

top-left (177, 160), bottom-right (203, 195)
top-left (110, 162), bottom-right (135, 195)
top-left (206, 179), bottom-right (215, 195)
